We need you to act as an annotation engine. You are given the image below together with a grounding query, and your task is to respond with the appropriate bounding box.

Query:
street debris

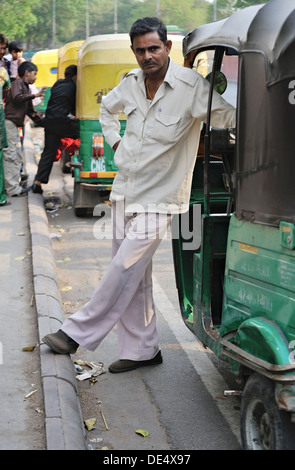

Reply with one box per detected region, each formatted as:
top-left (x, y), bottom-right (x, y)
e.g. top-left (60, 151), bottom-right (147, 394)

top-left (61, 285), bottom-right (72, 292)
top-left (24, 388), bottom-right (38, 399)
top-left (97, 401), bottom-right (109, 431)
top-left (224, 390), bottom-right (243, 396)
top-left (135, 429), bottom-right (150, 438)
top-left (22, 345), bottom-right (36, 352)
top-left (74, 359), bottom-right (105, 382)
top-left (50, 233), bottom-right (62, 239)
top-left (84, 418), bottom-right (96, 431)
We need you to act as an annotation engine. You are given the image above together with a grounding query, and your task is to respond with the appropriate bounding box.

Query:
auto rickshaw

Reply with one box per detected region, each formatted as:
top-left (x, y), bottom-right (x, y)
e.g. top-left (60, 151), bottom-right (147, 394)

top-left (57, 40), bottom-right (84, 79)
top-left (31, 49), bottom-right (58, 114)
top-left (72, 33), bottom-right (184, 216)
top-left (57, 40), bottom-right (84, 172)
top-left (172, 0), bottom-right (295, 450)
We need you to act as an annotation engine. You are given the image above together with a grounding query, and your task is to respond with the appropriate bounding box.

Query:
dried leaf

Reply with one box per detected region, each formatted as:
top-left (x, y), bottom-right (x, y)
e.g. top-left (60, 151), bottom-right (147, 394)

top-left (84, 418), bottom-right (96, 431)
top-left (22, 345), bottom-right (36, 352)
top-left (135, 429), bottom-right (149, 437)
top-left (61, 286), bottom-right (72, 292)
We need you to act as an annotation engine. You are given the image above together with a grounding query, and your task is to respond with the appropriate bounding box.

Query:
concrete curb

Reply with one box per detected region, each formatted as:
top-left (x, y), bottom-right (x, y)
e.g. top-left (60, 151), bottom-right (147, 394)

top-left (24, 126), bottom-right (87, 450)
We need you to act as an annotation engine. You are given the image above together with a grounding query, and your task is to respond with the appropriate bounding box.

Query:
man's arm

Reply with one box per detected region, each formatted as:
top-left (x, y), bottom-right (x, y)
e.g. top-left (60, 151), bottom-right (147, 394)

top-left (11, 79), bottom-right (45, 103)
top-left (191, 74), bottom-right (236, 129)
top-left (100, 95), bottom-right (122, 150)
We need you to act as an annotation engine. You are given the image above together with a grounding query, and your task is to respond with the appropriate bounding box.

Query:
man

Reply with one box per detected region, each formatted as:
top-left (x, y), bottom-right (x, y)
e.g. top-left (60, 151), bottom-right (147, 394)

top-left (32, 64), bottom-right (78, 194)
top-left (0, 34), bottom-right (9, 72)
top-left (3, 61), bottom-right (45, 197)
top-left (43, 18), bottom-right (236, 373)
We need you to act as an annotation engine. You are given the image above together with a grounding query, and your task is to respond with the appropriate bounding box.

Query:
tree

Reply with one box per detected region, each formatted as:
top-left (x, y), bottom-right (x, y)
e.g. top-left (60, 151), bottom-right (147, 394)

top-left (0, 0), bottom-right (38, 41)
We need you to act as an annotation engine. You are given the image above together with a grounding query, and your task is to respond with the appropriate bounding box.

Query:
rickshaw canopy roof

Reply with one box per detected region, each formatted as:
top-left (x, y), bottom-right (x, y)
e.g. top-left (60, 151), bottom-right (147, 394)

top-left (31, 49), bottom-right (59, 65)
top-left (57, 40), bottom-right (84, 79)
top-left (31, 49), bottom-right (58, 87)
top-left (183, 0), bottom-right (295, 85)
top-left (76, 33), bottom-right (184, 119)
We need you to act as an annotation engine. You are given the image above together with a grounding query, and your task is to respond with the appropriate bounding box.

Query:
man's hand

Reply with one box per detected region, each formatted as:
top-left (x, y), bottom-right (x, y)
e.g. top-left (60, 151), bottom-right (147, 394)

top-left (113, 140), bottom-right (121, 151)
top-left (35, 86), bottom-right (47, 98)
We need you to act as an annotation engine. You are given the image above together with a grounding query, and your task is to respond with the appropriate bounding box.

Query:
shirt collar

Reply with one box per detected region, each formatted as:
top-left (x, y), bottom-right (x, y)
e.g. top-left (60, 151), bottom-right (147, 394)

top-left (135, 57), bottom-right (176, 90)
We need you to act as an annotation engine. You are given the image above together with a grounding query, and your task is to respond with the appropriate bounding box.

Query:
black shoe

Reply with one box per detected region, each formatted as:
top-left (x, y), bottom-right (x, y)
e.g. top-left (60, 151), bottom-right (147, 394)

top-left (42, 329), bottom-right (79, 354)
top-left (31, 183), bottom-right (43, 194)
top-left (12, 186), bottom-right (31, 197)
top-left (108, 350), bottom-right (163, 373)
top-left (20, 173), bottom-right (29, 182)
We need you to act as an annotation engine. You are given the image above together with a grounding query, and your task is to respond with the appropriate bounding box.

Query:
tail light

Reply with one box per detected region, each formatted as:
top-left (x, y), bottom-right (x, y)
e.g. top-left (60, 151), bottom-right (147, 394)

top-left (92, 133), bottom-right (104, 158)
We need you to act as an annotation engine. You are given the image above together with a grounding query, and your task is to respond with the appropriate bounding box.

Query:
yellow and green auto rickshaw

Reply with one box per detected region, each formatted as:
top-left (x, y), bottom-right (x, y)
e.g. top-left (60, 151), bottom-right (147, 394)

top-left (57, 40), bottom-right (84, 79)
top-left (172, 0), bottom-right (295, 450)
top-left (57, 40), bottom-right (84, 172)
top-left (31, 49), bottom-right (58, 115)
top-left (71, 33), bottom-right (184, 216)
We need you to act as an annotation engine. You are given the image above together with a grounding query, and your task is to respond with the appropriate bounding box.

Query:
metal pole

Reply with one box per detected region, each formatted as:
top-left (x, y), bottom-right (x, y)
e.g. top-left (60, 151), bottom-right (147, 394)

top-left (86, 0), bottom-right (89, 38)
top-left (52, 0), bottom-right (56, 48)
top-left (213, 0), bottom-right (217, 21)
top-left (114, 0), bottom-right (118, 34)
top-left (156, 0), bottom-right (160, 17)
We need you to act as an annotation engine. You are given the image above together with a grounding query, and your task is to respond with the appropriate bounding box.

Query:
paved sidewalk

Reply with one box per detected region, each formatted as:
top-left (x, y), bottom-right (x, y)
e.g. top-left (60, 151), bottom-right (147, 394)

top-left (0, 187), bottom-right (45, 450)
top-left (0, 123), bottom-right (87, 450)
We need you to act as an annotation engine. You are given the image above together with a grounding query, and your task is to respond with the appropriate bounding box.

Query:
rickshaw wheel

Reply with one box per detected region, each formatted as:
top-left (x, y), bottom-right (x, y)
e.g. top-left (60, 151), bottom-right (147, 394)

top-left (241, 373), bottom-right (295, 450)
top-left (61, 150), bottom-right (71, 174)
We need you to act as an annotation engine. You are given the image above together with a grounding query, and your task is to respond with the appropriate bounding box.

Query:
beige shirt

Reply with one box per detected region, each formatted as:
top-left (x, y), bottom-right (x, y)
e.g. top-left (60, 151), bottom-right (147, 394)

top-left (100, 59), bottom-right (236, 214)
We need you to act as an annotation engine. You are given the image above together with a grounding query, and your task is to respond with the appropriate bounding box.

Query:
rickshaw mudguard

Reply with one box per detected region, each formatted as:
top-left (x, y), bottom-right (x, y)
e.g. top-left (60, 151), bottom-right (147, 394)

top-left (229, 317), bottom-right (290, 366)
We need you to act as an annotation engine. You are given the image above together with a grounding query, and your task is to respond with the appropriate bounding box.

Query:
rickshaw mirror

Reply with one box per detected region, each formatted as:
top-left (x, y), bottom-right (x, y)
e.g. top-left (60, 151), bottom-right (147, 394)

top-left (206, 70), bottom-right (227, 95)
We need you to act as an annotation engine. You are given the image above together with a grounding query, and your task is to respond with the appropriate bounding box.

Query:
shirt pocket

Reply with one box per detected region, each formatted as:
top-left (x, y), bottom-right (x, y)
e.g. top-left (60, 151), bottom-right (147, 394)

top-left (124, 104), bottom-right (141, 137)
top-left (147, 112), bottom-right (181, 144)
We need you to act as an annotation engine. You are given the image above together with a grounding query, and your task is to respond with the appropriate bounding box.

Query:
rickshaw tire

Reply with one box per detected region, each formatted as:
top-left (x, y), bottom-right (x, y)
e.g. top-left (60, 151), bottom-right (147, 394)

top-left (240, 373), bottom-right (295, 450)
top-left (61, 150), bottom-right (71, 174)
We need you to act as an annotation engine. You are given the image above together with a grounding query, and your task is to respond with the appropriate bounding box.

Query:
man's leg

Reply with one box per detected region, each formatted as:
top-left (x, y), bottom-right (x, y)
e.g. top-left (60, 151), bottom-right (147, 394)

top-left (34, 128), bottom-right (61, 185)
top-left (44, 207), bottom-right (171, 358)
top-left (2, 120), bottom-right (23, 196)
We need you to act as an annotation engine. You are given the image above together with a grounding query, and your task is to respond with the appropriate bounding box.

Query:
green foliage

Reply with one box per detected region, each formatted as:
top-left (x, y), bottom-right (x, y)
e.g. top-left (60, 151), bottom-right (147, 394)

top-left (0, 0), bottom-right (270, 50)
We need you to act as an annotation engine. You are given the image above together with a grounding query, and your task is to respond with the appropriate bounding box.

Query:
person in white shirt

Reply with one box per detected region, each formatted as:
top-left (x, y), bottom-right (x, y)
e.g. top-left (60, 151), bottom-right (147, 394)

top-left (43, 17), bottom-right (236, 373)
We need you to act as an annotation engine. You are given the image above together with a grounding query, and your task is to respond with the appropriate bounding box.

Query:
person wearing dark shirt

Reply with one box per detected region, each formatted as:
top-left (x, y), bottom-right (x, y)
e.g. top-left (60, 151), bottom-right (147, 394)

top-left (32, 64), bottom-right (78, 194)
top-left (3, 61), bottom-right (45, 196)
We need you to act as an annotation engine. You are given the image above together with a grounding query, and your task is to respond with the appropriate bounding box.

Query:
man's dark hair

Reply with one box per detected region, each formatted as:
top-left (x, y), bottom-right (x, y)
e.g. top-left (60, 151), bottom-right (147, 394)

top-left (8, 40), bottom-right (23, 53)
top-left (18, 61), bottom-right (37, 78)
top-left (129, 17), bottom-right (167, 45)
top-left (0, 34), bottom-right (8, 46)
top-left (65, 64), bottom-right (77, 79)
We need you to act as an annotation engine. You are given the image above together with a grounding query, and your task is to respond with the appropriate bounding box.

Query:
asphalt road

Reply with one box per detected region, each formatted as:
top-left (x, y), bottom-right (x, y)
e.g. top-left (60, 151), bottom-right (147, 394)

top-left (32, 126), bottom-right (241, 451)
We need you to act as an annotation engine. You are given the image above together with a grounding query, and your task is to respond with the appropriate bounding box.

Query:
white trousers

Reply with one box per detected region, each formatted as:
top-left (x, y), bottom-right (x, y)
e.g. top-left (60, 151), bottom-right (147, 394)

top-left (62, 204), bottom-right (171, 360)
top-left (2, 120), bottom-right (22, 196)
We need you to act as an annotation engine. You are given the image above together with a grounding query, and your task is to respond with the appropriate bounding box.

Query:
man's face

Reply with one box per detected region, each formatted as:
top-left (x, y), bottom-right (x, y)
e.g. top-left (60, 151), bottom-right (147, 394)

top-left (25, 70), bottom-right (38, 84)
top-left (0, 43), bottom-right (7, 60)
top-left (131, 31), bottom-right (172, 77)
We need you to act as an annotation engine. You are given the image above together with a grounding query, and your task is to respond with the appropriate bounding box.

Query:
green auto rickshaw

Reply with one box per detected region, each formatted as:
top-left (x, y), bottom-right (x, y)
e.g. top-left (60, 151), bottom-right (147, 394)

top-left (172, 0), bottom-right (295, 450)
top-left (57, 40), bottom-right (84, 172)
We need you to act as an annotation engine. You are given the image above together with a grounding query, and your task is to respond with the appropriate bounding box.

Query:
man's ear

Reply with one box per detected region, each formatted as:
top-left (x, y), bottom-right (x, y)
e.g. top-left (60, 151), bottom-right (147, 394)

top-left (165, 40), bottom-right (172, 54)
